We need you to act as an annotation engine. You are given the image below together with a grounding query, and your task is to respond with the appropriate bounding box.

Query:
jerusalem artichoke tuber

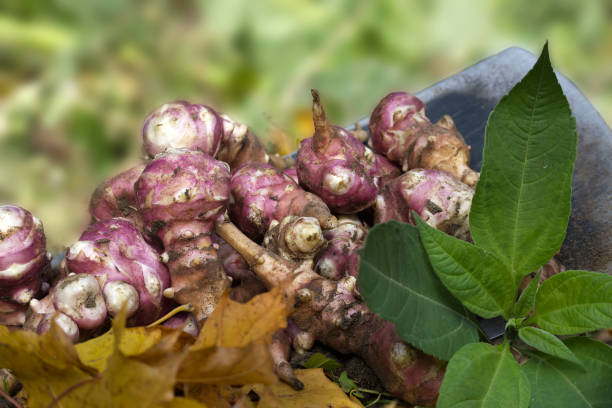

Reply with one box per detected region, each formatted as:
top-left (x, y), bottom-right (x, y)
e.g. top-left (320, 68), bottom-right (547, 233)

top-left (66, 218), bottom-right (172, 325)
top-left (229, 162), bottom-right (337, 241)
top-left (315, 216), bottom-right (368, 281)
top-left (297, 90), bottom-right (397, 213)
top-left (369, 93), bottom-right (479, 185)
top-left (142, 101), bottom-right (224, 158)
top-left (0, 205), bottom-right (50, 306)
top-left (135, 148), bottom-right (232, 324)
top-left (374, 169), bottom-right (474, 240)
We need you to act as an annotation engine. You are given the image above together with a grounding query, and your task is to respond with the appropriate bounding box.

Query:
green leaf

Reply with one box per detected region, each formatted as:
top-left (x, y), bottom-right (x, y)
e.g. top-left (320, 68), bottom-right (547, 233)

top-left (469, 43), bottom-right (578, 282)
top-left (358, 221), bottom-right (478, 361)
top-left (514, 270), bottom-right (541, 318)
top-left (300, 353), bottom-right (341, 370)
top-left (416, 217), bottom-right (515, 319)
top-left (437, 342), bottom-right (530, 408)
top-left (527, 270), bottom-right (612, 334)
top-left (518, 326), bottom-right (584, 367)
top-left (337, 371), bottom-right (364, 398)
top-left (522, 337), bottom-right (612, 408)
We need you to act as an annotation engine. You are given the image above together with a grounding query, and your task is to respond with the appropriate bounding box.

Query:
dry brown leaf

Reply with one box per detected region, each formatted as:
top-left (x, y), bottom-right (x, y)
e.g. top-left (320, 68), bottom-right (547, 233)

top-left (245, 368), bottom-right (365, 408)
top-left (193, 288), bottom-right (287, 349)
top-left (176, 289), bottom-right (287, 387)
top-left (0, 312), bottom-right (187, 408)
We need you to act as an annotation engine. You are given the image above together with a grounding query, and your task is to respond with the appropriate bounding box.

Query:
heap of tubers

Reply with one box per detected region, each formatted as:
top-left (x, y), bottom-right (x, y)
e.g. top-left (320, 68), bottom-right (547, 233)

top-left (2, 89), bottom-right (492, 406)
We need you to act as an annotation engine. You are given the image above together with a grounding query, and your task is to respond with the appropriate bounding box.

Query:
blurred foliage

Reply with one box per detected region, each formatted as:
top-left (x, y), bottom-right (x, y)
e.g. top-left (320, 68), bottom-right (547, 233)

top-left (0, 0), bottom-right (611, 250)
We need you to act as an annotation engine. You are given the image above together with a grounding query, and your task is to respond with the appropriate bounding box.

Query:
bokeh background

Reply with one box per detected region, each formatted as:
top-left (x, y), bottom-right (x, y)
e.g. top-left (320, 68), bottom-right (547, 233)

top-left (1, 0), bottom-right (611, 251)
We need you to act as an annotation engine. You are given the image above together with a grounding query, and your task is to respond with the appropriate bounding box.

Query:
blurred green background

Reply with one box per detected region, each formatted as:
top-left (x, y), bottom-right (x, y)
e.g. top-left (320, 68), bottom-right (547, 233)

top-left (1, 0), bottom-right (611, 251)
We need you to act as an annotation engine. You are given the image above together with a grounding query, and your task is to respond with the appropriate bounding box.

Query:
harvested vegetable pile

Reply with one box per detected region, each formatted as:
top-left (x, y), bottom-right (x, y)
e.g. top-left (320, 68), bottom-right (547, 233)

top-left (1, 44), bottom-right (612, 408)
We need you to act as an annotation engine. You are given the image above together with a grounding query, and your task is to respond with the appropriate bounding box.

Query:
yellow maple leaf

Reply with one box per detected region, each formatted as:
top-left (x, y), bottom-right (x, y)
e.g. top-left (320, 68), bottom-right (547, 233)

top-left (245, 369), bottom-right (365, 408)
top-left (193, 287), bottom-right (287, 349)
top-left (178, 289), bottom-right (287, 387)
top-left (0, 312), bottom-right (187, 408)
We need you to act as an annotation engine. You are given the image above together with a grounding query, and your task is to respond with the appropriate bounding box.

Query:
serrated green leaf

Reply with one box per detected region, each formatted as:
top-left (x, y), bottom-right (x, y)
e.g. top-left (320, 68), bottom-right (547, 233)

top-left (527, 270), bottom-right (612, 334)
top-left (300, 353), bottom-right (341, 370)
top-left (358, 221), bottom-right (478, 361)
top-left (415, 217), bottom-right (515, 319)
top-left (514, 270), bottom-right (541, 318)
top-left (518, 326), bottom-right (583, 367)
top-left (521, 337), bottom-right (612, 408)
top-left (469, 43), bottom-right (578, 282)
top-left (437, 342), bottom-right (530, 408)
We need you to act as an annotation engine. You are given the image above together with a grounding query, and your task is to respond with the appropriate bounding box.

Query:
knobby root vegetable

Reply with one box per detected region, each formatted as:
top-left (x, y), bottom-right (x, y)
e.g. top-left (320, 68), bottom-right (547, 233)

top-left (25, 291), bottom-right (80, 343)
top-left (142, 101), bottom-right (223, 158)
top-left (408, 115), bottom-right (479, 186)
top-left (369, 92), bottom-right (479, 185)
top-left (263, 216), bottom-right (325, 261)
top-left (0, 205), bottom-right (50, 305)
top-left (369, 91), bottom-right (429, 165)
top-left (296, 90), bottom-right (398, 213)
top-left (216, 220), bottom-right (445, 406)
top-left (230, 162), bottom-right (337, 241)
top-left (135, 149), bottom-right (232, 325)
top-left (66, 218), bottom-right (172, 325)
top-left (315, 216), bottom-right (368, 281)
top-left (270, 328), bottom-right (304, 390)
top-left (217, 113), bottom-right (269, 169)
top-left (89, 164), bottom-right (146, 232)
top-left (375, 169), bottom-right (474, 241)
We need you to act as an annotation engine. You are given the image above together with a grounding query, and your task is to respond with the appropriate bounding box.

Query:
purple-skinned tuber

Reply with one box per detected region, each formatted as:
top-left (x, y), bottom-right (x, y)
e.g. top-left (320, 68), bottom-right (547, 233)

top-left (142, 101), bottom-right (224, 158)
top-left (0, 205), bottom-right (50, 305)
top-left (375, 169), bottom-right (474, 240)
top-left (369, 91), bottom-right (429, 165)
top-left (66, 218), bottom-right (172, 325)
top-left (296, 90), bottom-right (398, 213)
top-left (230, 162), bottom-right (337, 241)
top-left (369, 92), bottom-right (479, 185)
top-left (135, 148), bottom-right (232, 325)
top-left (315, 216), bottom-right (368, 281)
top-left (89, 164), bottom-right (146, 231)
top-left (216, 219), bottom-right (444, 406)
